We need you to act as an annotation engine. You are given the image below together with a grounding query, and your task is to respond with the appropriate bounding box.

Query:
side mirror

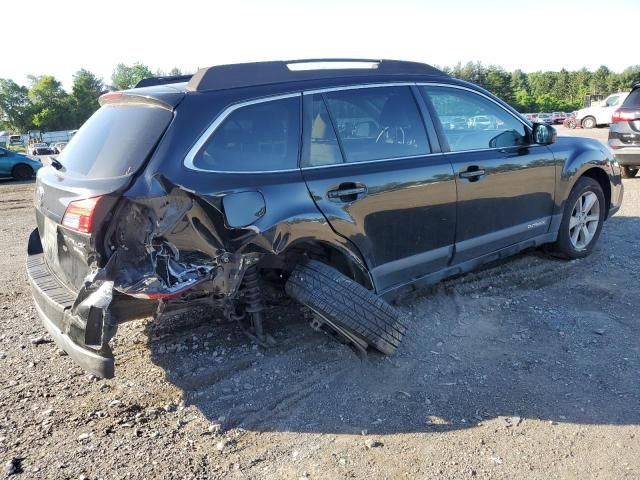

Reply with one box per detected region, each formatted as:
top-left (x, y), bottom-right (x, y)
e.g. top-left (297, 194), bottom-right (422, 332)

top-left (600, 100), bottom-right (609, 107)
top-left (533, 123), bottom-right (556, 145)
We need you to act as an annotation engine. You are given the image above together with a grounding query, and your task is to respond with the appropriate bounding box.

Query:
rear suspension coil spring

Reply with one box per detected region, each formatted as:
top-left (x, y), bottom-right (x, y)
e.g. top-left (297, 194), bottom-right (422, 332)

top-left (243, 265), bottom-right (264, 338)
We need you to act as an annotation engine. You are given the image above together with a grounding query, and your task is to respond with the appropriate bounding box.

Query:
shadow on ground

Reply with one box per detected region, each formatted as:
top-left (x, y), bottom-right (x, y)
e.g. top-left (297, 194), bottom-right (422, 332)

top-left (144, 216), bottom-right (639, 435)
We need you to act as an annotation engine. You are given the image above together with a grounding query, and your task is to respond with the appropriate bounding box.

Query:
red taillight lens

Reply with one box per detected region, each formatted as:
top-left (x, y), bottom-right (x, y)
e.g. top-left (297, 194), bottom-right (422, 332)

top-left (612, 109), bottom-right (640, 123)
top-left (61, 196), bottom-right (103, 233)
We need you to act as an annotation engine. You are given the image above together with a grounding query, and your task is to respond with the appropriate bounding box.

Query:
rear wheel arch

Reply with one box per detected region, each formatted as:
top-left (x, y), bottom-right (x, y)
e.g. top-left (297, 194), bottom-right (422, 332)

top-left (259, 240), bottom-right (375, 291)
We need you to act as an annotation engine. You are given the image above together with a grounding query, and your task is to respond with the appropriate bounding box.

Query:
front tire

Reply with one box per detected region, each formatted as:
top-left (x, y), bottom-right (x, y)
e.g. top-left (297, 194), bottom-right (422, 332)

top-left (581, 116), bottom-right (596, 129)
top-left (549, 177), bottom-right (605, 259)
top-left (12, 164), bottom-right (33, 180)
top-left (621, 166), bottom-right (638, 179)
top-left (567, 119), bottom-right (577, 129)
top-left (286, 260), bottom-right (407, 354)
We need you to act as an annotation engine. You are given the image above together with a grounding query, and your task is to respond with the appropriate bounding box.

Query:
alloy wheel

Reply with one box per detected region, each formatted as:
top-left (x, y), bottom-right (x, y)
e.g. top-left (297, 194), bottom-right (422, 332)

top-left (569, 191), bottom-right (600, 250)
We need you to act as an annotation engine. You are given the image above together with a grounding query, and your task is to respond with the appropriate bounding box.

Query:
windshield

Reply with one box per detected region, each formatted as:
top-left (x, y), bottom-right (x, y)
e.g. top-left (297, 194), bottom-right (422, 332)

top-left (58, 103), bottom-right (172, 178)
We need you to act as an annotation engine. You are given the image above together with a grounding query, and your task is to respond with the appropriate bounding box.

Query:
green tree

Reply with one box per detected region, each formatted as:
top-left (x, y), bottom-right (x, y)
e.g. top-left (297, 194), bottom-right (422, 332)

top-left (28, 76), bottom-right (75, 130)
top-left (513, 89), bottom-right (536, 112)
top-left (0, 79), bottom-right (34, 132)
top-left (28, 75), bottom-right (67, 106)
top-left (71, 69), bottom-right (104, 126)
top-left (484, 65), bottom-right (512, 102)
top-left (32, 98), bottom-right (75, 131)
top-left (619, 65), bottom-right (640, 89)
top-left (110, 63), bottom-right (154, 90)
top-left (590, 65), bottom-right (611, 95)
top-left (510, 69), bottom-right (529, 94)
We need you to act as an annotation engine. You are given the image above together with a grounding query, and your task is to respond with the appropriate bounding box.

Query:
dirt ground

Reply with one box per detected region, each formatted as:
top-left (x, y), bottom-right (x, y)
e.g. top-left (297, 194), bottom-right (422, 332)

top-left (1, 127), bottom-right (638, 479)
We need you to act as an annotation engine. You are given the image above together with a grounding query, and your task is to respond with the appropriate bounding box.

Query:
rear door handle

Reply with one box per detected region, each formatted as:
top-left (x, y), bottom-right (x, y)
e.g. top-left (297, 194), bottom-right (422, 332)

top-left (459, 169), bottom-right (486, 180)
top-left (327, 183), bottom-right (368, 202)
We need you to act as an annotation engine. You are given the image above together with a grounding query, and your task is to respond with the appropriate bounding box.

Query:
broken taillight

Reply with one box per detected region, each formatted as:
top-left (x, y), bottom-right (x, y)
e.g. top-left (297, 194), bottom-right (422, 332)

top-left (61, 196), bottom-right (103, 233)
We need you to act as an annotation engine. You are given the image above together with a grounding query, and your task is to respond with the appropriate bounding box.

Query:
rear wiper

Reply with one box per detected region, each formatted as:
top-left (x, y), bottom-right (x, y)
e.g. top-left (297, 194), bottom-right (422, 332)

top-left (50, 157), bottom-right (64, 170)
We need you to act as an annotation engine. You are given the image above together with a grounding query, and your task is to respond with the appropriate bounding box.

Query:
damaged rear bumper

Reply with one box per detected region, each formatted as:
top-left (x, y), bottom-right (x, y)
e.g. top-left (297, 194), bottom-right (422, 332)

top-left (27, 253), bottom-right (116, 378)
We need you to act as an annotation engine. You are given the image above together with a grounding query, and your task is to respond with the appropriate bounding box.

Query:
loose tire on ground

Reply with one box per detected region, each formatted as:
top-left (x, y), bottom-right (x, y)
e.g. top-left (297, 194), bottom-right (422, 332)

top-left (621, 166), bottom-right (638, 179)
top-left (285, 260), bottom-right (407, 355)
top-left (12, 164), bottom-right (33, 180)
top-left (547, 176), bottom-right (605, 259)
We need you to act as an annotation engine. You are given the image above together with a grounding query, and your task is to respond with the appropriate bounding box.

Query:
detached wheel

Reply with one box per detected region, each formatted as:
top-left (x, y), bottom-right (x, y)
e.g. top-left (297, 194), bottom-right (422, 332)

top-left (621, 166), bottom-right (638, 179)
top-left (285, 260), bottom-right (407, 354)
top-left (549, 177), bottom-right (605, 259)
top-left (12, 164), bottom-right (33, 180)
top-left (582, 116), bottom-right (596, 129)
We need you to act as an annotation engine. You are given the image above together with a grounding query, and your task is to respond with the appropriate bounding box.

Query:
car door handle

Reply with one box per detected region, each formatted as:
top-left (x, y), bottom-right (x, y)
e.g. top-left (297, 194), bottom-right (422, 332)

top-left (459, 169), bottom-right (486, 180)
top-left (327, 183), bottom-right (368, 202)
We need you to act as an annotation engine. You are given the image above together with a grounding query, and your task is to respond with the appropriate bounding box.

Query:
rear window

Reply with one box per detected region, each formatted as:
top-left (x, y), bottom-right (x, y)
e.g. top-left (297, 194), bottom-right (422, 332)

top-left (622, 88), bottom-right (640, 108)
top-left (58, 103), bottom-right (172, 178)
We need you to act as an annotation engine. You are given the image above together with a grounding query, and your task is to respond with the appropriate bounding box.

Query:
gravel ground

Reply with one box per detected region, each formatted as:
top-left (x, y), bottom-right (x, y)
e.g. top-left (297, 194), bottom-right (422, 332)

top-left (1, 130), bottom-right (639, 479)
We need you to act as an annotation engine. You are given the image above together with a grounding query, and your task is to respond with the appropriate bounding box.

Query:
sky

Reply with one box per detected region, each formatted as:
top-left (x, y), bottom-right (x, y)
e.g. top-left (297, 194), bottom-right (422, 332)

top-left (2, 0), bottom-right (636, 90)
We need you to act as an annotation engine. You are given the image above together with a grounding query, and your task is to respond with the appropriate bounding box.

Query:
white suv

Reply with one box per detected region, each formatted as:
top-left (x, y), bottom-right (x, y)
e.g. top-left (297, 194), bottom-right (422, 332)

top-left (576, 92), bottom-right (629, 129)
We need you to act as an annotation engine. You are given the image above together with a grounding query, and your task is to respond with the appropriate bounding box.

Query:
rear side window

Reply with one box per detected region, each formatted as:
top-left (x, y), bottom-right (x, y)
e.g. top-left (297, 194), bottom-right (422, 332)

top-left (59, 104), bottom-right (172, 178)
top-left (193, 96), bottom-right (300, 172)
top-left (322, 86), bottom-right (430, 163)
top-left (622, 89), bottom-right (640, 108)
top-left (422, 86), bottom-right (527, 152)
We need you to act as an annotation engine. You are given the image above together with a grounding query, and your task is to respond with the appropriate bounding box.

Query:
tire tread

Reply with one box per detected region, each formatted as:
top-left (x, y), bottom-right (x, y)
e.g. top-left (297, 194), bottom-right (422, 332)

top-left (285, 260), bottom-right (407, 354)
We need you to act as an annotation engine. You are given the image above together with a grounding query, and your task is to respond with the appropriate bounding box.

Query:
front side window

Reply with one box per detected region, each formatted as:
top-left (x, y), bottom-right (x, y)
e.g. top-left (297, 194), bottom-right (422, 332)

top-left (422, 86), bottom-right (527, 152)
top-left (193, 96), bottom-right (300, 171)
top-left (322, 86), bottom-right (430, 163)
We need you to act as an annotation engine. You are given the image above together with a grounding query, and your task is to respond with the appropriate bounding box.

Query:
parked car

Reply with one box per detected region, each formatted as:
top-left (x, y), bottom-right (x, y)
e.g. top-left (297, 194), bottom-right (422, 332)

top-left (551, 112), bottom-right (566, 124)
top-left (26, 59), bottom-right (623, 378)
top-left (563, 114), bottom-right (581, 129)
top-left (467, 115), bottom-right (495, 129)
top-left (537, 113), bottom-right (554, 125)
top-left (441, 116), bottom-right (467, 130)
top-left (8, 134), bottom-right (24, 146)
top-left (576, 92), bottom-right (629, 129)
top-left (609, 82), bottom-right (640, 178)
top-left (49, 142), bottom-right (68, 154)
top-left (0, 146), bottom-right (42, 179)
top-left (29, 143), bottom-right (55, 156)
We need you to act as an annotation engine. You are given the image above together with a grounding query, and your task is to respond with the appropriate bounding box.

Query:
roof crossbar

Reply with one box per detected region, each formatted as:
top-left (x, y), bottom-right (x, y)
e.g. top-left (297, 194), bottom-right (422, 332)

top-left (186, 59), bottom-right (446, 92)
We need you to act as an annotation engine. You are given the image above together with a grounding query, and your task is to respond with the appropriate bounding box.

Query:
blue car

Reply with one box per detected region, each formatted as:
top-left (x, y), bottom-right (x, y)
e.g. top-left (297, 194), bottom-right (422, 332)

top-left (0, 147), bottom-right (42, 180)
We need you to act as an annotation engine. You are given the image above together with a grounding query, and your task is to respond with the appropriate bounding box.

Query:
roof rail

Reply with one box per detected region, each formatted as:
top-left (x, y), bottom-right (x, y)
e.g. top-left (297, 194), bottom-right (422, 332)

top-left (187, 59), bottom-right (446, 92)
top-left (135, 74), bottom-right (193, 89)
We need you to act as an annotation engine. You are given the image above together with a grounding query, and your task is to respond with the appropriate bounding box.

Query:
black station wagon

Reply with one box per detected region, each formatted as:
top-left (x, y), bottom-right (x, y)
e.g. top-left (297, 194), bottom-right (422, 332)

top-left (27, 59), bottom-right (623, 378)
